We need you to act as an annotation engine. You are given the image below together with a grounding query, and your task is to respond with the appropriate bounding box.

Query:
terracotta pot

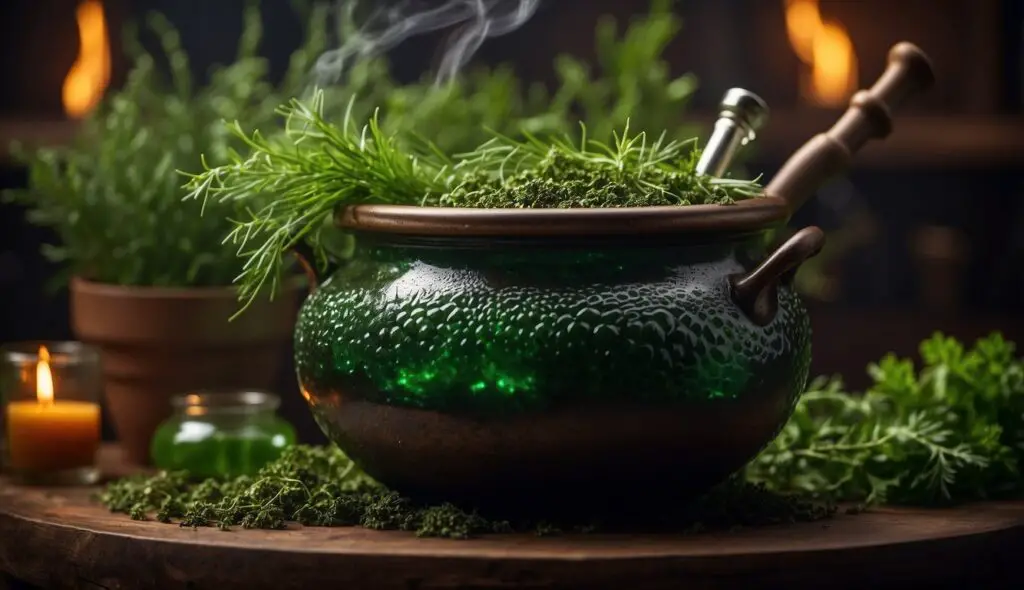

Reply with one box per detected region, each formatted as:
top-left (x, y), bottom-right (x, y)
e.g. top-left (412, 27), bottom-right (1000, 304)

top-left (70, 278), bottom-right (301, 465)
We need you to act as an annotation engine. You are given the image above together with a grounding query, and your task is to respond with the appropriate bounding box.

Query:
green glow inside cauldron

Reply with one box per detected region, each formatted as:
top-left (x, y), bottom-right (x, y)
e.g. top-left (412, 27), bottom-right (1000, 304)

top-left (294, 238), bottom-right (811, 415)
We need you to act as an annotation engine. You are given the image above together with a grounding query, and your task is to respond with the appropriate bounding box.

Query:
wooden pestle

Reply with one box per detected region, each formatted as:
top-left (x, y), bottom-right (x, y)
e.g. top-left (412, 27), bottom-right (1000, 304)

top-left (766, 42), bottom-right (935, 217)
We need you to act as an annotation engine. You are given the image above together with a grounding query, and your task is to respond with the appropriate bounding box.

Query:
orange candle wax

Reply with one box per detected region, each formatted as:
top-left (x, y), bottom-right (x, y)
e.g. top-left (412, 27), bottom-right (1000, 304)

top-left (6, 400), bottom-right (101, 471)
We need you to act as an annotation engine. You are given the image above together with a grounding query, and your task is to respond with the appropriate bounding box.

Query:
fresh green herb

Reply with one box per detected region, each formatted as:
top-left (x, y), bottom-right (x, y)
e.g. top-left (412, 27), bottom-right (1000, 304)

top-left (439, 125), bottom-right (761, 209)
top-left (185, 96), bottom-right (761, 313)
top-left (184, 0), bottom-right (710, 311)
top-left (747, 332), bottom-right (1024, 506)
top-left (1, 2), bottom-right (328, 288)
top-left (183, 93), bottom-right (449, 312)
top-left (99, 443), bottom-right (831, 538)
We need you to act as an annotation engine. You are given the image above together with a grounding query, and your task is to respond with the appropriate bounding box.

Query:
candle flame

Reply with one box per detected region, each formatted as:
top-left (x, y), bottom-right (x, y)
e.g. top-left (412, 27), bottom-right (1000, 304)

top-left (36, 346), bottom-right (55, 405)
top-left (62, 0), bottom-right (111, 119)
top-left (784, 0), bottom-right (858, 107)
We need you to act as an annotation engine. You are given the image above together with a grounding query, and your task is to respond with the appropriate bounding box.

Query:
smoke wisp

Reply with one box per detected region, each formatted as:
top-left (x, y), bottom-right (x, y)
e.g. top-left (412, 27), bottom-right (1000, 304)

top-left (314, 0), bottom-right (540, 86)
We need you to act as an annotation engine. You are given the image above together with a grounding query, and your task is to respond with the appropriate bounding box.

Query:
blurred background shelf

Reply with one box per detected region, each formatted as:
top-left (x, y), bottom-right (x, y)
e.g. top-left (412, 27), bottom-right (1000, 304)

top-left (0, 118), bottom-right (78, 162)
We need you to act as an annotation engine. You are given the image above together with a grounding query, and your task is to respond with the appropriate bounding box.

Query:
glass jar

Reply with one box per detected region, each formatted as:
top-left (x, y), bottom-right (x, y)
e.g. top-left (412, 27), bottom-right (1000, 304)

top-left (150, 390), bottom-right (296, 479)
top-left (1, 341), bottom-right (102, 485)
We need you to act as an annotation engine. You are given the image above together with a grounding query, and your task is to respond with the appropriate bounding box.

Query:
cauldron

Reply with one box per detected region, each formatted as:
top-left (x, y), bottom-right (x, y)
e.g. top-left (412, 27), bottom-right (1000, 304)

top-left (293, 43), bottom-right (934, 514)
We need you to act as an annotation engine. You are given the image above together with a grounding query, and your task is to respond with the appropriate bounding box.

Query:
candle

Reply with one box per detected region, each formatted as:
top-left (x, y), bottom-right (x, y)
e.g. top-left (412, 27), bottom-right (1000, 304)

top-left (4, 345), bottom-right (101, 475)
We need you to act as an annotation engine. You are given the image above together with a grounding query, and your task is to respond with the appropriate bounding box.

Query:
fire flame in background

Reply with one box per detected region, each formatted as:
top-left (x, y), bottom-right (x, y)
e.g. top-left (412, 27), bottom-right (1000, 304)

top-left (62, 0), bottom-right (111, 119)
top-left (36, 346), bottom-right (54, 405)
top-left (784, 0), bottom-right (858, 107)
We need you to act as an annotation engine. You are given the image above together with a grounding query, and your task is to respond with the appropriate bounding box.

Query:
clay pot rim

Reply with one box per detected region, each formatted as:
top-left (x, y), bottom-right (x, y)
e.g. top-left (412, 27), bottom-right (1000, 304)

top-left (69, 276), bottom-right (306, 300)
top-left (336, 196), bottom-right (789, 238)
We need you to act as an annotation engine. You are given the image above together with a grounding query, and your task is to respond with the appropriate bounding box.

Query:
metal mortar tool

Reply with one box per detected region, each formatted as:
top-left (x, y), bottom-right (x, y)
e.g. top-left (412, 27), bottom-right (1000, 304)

top-left (695, 88), bottom-right (770, 177)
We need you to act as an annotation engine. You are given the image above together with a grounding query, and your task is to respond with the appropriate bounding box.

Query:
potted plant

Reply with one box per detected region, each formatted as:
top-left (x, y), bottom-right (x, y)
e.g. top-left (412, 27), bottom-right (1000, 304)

top-left (2, 5), bottom-right (327, 464)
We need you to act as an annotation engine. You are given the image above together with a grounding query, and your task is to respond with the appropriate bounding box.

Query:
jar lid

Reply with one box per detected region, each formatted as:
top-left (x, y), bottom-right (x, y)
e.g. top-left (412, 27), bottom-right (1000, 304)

top-left (171, 390), bottom-right (281, 415)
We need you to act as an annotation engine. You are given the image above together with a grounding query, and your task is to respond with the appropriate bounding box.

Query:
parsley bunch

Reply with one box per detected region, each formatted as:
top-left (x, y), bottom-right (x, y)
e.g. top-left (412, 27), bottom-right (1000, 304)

top-left (748, 332), bottom-right (1024, 505)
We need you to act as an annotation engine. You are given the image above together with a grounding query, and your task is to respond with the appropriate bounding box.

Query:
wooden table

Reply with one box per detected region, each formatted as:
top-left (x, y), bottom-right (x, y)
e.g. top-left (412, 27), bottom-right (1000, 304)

top-left (2, 448), bottom-right (1023, 590)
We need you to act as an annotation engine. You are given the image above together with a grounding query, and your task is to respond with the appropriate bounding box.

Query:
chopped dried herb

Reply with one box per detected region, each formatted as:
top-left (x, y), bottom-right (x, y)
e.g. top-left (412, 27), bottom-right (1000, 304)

top-left (98, 447), bottom-right (830, 539)
top-left (99, 332), bottom-right (1023, 537)
top-left (437, 132), bottom-right (761, 209)
top-left (184, 0), bottom-right (708, 313)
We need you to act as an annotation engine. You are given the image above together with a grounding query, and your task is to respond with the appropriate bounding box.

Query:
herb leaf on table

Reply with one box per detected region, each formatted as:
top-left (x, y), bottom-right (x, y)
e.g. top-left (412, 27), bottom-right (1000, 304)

top-left (747, 332), bottom-right (1024, 505)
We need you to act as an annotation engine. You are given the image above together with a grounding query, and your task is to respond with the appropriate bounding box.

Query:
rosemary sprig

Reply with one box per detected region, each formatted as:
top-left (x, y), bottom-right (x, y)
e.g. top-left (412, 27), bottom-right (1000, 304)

top-left (184, 91), bottom-right (449, 313)
top-left (184, 92), bottom-right (763, 312)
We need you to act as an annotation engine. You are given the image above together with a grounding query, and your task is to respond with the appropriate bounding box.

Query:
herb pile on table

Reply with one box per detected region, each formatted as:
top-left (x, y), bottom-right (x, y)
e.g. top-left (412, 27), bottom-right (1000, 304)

top-left (98, 332), bottom-right (1024, 538)
top-left (747, 332), bottom-right (1024, 505)
top-left (99, 446), bottom-right (832, 539)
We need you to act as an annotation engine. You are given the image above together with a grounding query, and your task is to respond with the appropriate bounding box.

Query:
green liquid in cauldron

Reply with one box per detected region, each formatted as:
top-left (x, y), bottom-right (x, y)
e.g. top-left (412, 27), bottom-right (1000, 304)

top-left (294, 239), bottom-right (812, 511)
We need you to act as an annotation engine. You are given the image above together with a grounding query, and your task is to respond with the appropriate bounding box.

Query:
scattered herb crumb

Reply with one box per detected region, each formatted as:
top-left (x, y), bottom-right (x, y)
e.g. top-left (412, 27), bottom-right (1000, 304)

top-left (97, 446), bottom-right (831, 539)
top-left (533, 521), bottom-right (563, 537)
top-left (128, 503), bottom-right (147, 521)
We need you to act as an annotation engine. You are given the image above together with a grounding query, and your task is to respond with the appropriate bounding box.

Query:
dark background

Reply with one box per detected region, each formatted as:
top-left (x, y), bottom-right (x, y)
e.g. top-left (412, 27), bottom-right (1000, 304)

top-left (1, 0), bottom-right (1022, 443)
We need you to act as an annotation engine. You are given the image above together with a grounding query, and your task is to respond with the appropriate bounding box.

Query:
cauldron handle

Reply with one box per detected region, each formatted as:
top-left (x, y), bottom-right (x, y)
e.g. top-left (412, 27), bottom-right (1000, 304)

top-left (730, 227), bottom-right (825, 326)
top-left (766, 42), bottom-right (935, 217)
top-left (290, 240), bottom-right (338, 292)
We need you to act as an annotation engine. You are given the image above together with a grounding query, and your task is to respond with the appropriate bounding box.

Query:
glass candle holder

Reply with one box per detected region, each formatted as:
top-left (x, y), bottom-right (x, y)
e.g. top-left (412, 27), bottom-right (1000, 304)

top-left (150, 390), bottom-right (296, 479)
top-left (1, 342), bottom-right (102, 485)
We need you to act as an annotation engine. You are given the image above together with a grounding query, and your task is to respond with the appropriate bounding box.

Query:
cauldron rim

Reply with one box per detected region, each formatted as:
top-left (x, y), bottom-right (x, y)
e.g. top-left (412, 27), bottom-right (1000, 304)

top-left (335, 196), bottom-right (789, 238)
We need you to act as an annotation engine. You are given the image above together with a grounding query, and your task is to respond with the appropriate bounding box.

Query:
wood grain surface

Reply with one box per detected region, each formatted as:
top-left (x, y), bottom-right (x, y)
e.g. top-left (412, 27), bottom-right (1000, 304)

top-left (1, 448), bottom-right (1023, 590)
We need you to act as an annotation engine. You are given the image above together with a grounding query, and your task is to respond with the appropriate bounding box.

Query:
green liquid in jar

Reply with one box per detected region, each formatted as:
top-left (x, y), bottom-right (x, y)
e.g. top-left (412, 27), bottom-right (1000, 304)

top-left (150, 418), bottom-right (296, 479)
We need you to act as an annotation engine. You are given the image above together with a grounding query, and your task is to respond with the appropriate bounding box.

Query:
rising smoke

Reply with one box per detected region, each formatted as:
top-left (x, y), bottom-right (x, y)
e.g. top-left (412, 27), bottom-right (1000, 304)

top-left (313, 0), bottom-right (541, 86)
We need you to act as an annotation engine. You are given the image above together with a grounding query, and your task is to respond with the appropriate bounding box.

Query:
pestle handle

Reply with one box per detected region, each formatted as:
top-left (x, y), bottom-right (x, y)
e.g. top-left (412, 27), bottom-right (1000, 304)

top-left (766, 42), bottom-right (935, 216)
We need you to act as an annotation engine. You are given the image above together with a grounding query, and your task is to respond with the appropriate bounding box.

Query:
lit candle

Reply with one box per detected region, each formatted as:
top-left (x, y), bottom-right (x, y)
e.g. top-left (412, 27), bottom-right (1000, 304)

top-left (5, 346), bottom-right (101, 473)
